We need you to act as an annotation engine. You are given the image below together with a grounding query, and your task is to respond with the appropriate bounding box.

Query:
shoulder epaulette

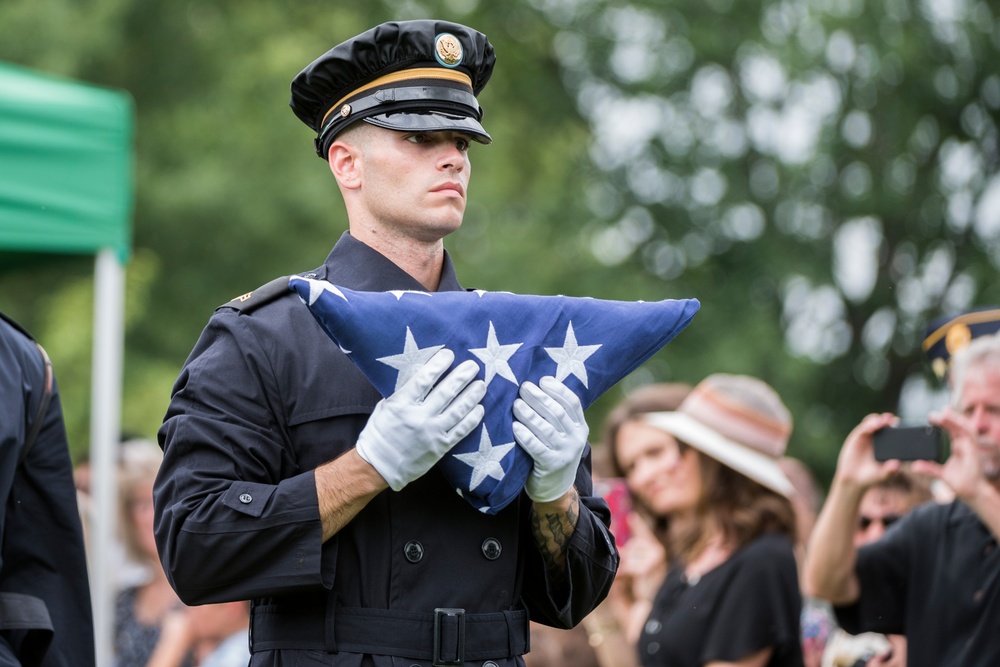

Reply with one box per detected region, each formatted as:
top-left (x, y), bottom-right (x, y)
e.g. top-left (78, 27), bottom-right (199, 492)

top-left (220, 275), bottom-right (293, 314)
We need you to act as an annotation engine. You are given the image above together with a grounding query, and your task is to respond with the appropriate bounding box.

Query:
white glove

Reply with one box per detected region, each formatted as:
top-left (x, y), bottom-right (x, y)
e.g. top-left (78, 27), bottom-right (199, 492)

top-left (357, 349), bottom-right (486, 491)
top-left (512, 376), bottom-right (589, 503)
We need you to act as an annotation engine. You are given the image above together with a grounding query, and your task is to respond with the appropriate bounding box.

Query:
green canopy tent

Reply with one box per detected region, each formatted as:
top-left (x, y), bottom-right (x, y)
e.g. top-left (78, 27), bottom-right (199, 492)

top-left (0, 60), bottom-right (133, 667)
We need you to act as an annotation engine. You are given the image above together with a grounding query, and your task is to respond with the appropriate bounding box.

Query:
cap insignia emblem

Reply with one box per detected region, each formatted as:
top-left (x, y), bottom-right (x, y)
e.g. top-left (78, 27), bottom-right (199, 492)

top-left (945, 322), bottom-right (972, 355)
top-left (340, 104), bottom-right (352, 118)
top-left (435, 33), bottom-right (463, 68)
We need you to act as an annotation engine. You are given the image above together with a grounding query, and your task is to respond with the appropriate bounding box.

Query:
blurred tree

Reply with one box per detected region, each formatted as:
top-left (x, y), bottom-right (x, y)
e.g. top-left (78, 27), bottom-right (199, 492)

top-left (527, 0), bottom-right (1000, 482)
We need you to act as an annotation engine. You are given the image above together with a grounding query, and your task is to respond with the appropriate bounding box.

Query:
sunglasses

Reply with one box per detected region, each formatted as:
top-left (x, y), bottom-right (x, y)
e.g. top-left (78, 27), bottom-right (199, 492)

top-left (857, 514), bottom-right (901, 531)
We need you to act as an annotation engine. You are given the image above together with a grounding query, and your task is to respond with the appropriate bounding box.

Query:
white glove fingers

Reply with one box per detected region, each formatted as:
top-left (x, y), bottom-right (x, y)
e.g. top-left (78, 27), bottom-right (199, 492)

top-left (445, 404), bottom-right (486, 446)
top-left (399, 348), bottom-right (456, 403)
top-left (512, 395), bottom-right (558, 445)
top-left (538, 376), bottom-right (586, 425)
top-left (423, 359), bottom-right (482, 414)
top-left (434, 377), bottom-right (487, 433)
top-left (512, 419), bottom-right (545, 456)
top-left (517, 381), bottom-right (565, 434)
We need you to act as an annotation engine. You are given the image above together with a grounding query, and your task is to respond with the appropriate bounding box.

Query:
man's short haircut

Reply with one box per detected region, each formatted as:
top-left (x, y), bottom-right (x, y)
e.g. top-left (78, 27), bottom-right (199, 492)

top-left (949, 331), bottom-right (1000, 407)
top-left (869, 470), bottom-right (934, 508)
top-left (331, 121), bottom-right (374, 154)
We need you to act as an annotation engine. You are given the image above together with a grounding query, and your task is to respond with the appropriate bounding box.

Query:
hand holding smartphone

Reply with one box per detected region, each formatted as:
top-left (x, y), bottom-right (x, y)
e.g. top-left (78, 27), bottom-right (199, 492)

top-left (872, 425), bottom-right (946, 462)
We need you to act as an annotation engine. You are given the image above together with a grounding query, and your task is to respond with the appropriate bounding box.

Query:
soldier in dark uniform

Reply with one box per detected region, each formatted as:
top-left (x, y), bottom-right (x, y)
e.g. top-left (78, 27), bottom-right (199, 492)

top-left (0, 312), bottom-right (95, 667)
top-left (154, 20), bottom-right (619, 667)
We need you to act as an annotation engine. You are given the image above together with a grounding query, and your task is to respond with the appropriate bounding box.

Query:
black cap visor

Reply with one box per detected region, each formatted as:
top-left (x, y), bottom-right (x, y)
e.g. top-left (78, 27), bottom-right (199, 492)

top-left (363, 111), bottom-right (491, 144)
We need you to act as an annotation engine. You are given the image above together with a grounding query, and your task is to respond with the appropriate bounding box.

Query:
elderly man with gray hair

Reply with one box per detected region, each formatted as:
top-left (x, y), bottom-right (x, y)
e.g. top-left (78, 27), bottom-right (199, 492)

top-left (803, 331), bottom-right (1000, 667)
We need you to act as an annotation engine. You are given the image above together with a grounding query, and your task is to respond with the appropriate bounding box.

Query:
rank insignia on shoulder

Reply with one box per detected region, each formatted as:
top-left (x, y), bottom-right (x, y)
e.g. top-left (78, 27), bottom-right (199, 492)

top-left (220, 275), bottom-right (294, 314)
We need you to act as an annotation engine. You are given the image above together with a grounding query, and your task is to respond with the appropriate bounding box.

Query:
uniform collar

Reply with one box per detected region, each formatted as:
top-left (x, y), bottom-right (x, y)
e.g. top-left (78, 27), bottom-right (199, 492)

top-left (321, 231), bottom-right (464, 293)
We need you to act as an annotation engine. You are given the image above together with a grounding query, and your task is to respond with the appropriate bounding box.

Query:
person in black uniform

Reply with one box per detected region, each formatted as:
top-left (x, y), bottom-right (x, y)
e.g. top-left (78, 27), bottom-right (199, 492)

top-left (154, 19), bottom-right (619, 667)
top-left (0, 312), bottom-right (95, 667)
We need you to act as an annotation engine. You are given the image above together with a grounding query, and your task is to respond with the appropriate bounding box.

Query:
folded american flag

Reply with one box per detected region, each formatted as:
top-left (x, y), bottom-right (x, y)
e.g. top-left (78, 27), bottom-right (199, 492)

top-left (289, 277), bottom-right (700, 514)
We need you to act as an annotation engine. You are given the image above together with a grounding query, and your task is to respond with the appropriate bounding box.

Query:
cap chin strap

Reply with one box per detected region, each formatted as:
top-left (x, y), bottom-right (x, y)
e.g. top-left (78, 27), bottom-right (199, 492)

top-left (315, 85), bottom-right (482, 158)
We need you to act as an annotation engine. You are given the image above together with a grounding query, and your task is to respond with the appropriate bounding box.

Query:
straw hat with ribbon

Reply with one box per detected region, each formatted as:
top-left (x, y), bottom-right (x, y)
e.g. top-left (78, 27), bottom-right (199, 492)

top-left (642, 374), bottom-right (795, 497)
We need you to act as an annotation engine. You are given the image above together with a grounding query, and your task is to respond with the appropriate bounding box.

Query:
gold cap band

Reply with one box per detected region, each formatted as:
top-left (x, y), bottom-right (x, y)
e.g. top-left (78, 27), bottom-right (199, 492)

top-left (922, 307), bottom-right (1000, 351)
top-left (321, 67), bottom-right (474, 128)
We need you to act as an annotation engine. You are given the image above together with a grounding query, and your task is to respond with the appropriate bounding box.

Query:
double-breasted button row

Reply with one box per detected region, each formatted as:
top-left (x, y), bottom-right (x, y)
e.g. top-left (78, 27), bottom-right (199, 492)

top-left (402, 538), bottom-right (503, 563)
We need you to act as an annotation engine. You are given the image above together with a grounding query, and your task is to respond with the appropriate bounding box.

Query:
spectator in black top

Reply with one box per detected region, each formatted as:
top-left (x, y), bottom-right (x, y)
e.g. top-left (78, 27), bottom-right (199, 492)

top-left (613, 374), bottom-right (803, 667)
top-left (804, 331), bottom-right (1000, 667)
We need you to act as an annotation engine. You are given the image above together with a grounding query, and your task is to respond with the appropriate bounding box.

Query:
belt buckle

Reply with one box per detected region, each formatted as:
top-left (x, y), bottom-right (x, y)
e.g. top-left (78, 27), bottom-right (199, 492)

top-left (433, 607), bottom-right (465, 666)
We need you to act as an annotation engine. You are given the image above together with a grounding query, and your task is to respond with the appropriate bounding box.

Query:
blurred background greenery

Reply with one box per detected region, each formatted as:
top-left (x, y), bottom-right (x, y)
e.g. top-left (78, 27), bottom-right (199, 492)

top-left (1, 0), bottom-right (997, 487)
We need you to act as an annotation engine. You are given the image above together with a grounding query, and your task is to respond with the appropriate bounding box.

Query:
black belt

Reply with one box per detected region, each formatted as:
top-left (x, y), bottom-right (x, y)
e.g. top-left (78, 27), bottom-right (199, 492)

top-left (250, 603), bottom-right (529, 666)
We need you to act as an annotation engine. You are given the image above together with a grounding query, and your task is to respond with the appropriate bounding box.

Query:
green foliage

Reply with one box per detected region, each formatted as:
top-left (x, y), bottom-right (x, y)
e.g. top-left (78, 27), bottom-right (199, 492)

top-left (528, 0), bottom-right (1000, 484)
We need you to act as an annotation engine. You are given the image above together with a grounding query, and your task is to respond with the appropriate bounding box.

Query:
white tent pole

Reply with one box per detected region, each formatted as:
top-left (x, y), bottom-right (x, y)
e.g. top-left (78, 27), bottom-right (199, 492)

top-left (90, 247), bottom-right (124, 667)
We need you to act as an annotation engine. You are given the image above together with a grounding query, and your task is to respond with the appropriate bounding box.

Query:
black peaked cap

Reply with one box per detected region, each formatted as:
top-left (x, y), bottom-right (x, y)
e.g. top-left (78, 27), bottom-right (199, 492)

top-left (290, 20), bottom-right (496, 158)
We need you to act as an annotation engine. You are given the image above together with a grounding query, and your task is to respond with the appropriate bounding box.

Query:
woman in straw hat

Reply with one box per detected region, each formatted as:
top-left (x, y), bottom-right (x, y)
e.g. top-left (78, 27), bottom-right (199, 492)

top-left (610, 374), bottom-right (804, 667)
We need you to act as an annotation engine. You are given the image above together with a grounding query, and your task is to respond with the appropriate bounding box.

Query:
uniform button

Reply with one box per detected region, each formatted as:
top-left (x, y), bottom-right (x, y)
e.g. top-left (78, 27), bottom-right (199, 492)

top-left (644, 619), bottom-right (662, 635)
top-left (646, 641), bottom-right (660, 655)
top-left (239, 493), bottom-right (253, 504)
top-left (404, 541), bottom-right (424, 563)
top-left (482, 538), bottom-right (502, 560)
top-left (484, 662), bottom-right (499, 667)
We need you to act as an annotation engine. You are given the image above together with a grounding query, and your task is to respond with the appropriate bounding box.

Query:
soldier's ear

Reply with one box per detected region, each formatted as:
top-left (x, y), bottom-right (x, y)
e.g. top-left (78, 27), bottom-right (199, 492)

top-left (328, 141), bottom-right (362, 190)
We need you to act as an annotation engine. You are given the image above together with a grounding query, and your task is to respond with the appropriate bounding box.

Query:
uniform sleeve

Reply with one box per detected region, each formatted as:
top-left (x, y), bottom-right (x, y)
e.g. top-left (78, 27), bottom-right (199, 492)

top-left (834, 507), bottom-right (920, 636)
top-left (155, 310), bottom-right (327, 604)
top-left (701, 536), bottom-right (802, 664)
top-left (519, 444), bottom-right (620, 629)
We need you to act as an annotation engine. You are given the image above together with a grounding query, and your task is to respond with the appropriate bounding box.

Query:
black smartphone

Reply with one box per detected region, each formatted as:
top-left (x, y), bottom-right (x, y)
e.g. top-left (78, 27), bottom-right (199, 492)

top-left (873, 425), bottom-right (945, 462)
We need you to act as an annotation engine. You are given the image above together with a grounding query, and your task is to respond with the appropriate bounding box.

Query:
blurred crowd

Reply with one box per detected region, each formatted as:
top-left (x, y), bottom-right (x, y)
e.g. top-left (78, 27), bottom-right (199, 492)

top-left (525, 318), bottom-right (1000, 667)
top-left (74, 441), bottom-right (250, 667)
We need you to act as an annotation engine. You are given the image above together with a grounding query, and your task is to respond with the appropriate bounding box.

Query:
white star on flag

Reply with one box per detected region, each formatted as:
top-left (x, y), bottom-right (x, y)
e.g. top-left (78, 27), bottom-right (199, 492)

top-left (545, 321), bottom-right (602, 388)
top-left (377, 327), bottom-right (444, 391)
top-left (389, 290), bottom-right (433, 300)
top-left (305, 281), bottom-right (347, 306)
top-left (454, 427), bottom-right (516, 492)
top-left (469, 321), bottom-right (522, 387)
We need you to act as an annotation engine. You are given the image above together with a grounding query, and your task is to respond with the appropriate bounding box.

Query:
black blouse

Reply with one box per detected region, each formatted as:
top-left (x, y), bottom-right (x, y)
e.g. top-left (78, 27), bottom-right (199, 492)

top-left (637, 532), bottom-right (803, 667)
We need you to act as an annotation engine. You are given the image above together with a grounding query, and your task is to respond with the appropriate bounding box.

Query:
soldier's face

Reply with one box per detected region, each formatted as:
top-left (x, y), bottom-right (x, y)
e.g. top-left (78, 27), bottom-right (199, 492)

top-left (353, 127), bottom-right (473, 243)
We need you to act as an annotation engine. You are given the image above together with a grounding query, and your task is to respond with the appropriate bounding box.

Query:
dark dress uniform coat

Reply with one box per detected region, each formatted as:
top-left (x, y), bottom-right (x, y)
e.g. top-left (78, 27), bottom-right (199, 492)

top-left (155, 233), bottom-right (619, 667)
top-left (0, 314), bottom-right (95, 667)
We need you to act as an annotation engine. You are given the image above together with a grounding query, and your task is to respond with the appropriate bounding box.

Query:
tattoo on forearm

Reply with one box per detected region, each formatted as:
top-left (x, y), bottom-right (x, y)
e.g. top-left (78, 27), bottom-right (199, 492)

top-left (531, 489), bottom-right (580, 583)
